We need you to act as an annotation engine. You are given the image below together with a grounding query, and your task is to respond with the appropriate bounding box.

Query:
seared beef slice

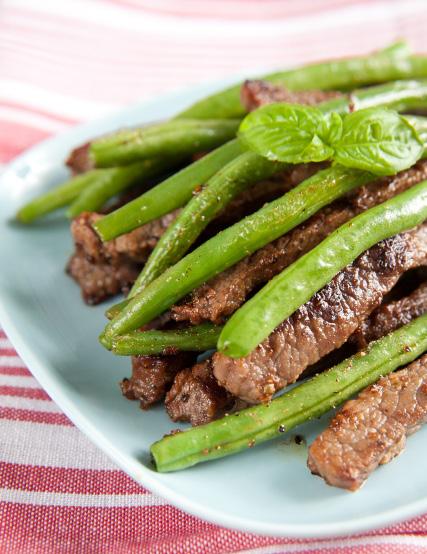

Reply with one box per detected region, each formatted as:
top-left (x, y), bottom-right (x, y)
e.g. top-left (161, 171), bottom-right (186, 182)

top-left (352, 281), bottom-right (427, 348)
top-left (240, 80), bottom-right (342, 112)
top-left (308, 353), bottom-right (427, 491)
top-left (66, 252), bottom-right (140, 305)
top-left (121, 353), bottom-right (195, 409)
top-left (165, 359), bottom-right (234, 426)
top-left (71, 210), bottom-right (179, 265)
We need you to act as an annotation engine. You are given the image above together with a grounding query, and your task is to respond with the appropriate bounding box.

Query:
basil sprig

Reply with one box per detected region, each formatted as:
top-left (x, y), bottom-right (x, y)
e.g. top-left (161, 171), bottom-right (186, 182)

top-left (239, 105), bottom-right (424, 176)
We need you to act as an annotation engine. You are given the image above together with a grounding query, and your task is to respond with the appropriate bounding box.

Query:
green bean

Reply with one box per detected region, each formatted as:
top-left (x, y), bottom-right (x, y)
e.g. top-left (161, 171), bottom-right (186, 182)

top-left (175, 42), bottom-right (427, 120)
top-left (66, 159), bottom-right (169, 218)
top-left (16, 171), bottom-right (99, 223)
top-left (129, 152), bottom-right (285, 296)
top-left (105, 300), bottom-right (127, 320)
top-left (93, 139), bottom-right (243, 241)
top-left (315, 79), bottom-right (427, 114)
top-left (151, 312), bottom-right (427, 472)
top-left (219, 179), bottom-right (427, 358)
top-left (110, 323), bottom-right (221, 356)
top-left (90, 119), bottom-right (240, 167)
top-left (102, 165), bottom-right (374, 340)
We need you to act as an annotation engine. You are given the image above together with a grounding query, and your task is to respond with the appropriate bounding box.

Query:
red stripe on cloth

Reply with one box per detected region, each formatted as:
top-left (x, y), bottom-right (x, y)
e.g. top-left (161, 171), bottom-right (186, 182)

top-left (0, 386), bottom-right (51, 401)
top-left (0, 100), bottom-right (78, 125)
top-left (0, 462), bottom-right (147, 495)
top-left (0, 366), bottom-right (32, 377)
top-left (2, 502), bottom-right (427, 554)
top-left (0, 503), bottom-right (272, 554)
top-left (0, 348), bottom-right (18, 356)
top-left (0, 121), bottom-right (50, 163)
top-left (0, 407), bottom-right (72, 426)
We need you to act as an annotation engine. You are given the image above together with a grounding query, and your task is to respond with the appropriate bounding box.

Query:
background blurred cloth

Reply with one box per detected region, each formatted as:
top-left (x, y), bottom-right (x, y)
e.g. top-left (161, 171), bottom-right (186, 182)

top-left (2, 0), bottom-right (427, 552)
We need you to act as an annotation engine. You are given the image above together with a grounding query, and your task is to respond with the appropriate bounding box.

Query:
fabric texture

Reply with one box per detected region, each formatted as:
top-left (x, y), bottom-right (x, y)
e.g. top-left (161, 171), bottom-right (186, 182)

top-left (2, 0), bottom-right (427, 552)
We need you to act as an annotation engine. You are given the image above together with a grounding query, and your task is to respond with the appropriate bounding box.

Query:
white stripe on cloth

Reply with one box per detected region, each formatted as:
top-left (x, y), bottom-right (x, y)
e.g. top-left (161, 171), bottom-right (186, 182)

top-left (0, 420), bottom-right (117, 470)
top-left (0, 488), bottom-right (166, 508)
top-left (0, 80), bottom-right (118, 120)
top-left (0, 107), bottom-right (69, 133)
top-left (239, 535), bottom-right (427, 554)
top-left (0, 395), bottom-right (61, 413)
top-left (0, 356), bottom-right (27, 369)
top-left (0, 375), bottom-right (41, 388)
top-left (0, 339), bottom-right (12, 349)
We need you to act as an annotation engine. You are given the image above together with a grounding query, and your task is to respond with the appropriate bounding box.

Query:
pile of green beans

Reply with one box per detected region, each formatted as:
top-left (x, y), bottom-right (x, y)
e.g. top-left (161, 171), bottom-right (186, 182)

top-left (219, 179), bottom-right (427, 357)
top-left (110, 323), bottom-right (221, 356)
top-left (128, 152), bottom-right (285, 296)
top-left (102, 113), bottom-right (427, 341)
top-left (109, 80), bottom-right (427, 302)
top-left (102, 165), bottom-right (374, 342)
top-left (16, 123), bottom-right (240, 224)
top-left (151, 312), bottom-right (427, 472)
top-left (95, 78), bottom-right (427, 244)
top-left (65, 158), bottom-right (176, 218)
top-left (93, 139), bottom-right (243, 241)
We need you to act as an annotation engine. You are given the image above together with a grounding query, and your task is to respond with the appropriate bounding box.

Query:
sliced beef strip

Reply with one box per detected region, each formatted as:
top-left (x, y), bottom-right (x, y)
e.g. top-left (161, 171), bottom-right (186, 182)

top-left (66, 251), bottom-right (140, 305)
top-left (308, 353), bottom-right (427, 491)
top-left (173, 161), bottom-right (427, 325)
top-left (212, 224), bottom-right (427, 404)
top-left (351, 281), bottom-right (427, 348)
top-left (240, 80), bottom-right (343, 112)
top-left (70, 210), bottom-right (180, 266)
top-left (66, 142), bottom-right (94, 174)
top-left (165, 359), bottom-right (235, 426)
top-left (121, 352), bottom-right (196, 410)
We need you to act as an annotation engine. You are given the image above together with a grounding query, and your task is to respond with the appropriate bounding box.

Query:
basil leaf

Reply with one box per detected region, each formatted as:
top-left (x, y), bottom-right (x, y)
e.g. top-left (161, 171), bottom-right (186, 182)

top-left (334, 107), bottom-right (424, 175)
top-left (320, 112), bottom-right (343, 145)
top-left (239, 103), bottom-right (334, 163)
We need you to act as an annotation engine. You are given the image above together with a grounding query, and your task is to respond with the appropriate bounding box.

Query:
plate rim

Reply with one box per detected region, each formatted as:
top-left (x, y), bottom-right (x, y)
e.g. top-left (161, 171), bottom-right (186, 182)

top-left (1, 82), bottom-right (427, 538)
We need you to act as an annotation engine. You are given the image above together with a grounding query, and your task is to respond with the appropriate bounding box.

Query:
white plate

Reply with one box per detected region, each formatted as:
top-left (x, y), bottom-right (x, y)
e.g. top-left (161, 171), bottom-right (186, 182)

top-left (1, 81), bottom-right (427, 538)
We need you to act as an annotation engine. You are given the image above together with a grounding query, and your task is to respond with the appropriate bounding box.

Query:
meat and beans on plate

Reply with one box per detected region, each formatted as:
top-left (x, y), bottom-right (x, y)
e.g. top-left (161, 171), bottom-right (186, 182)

top-left (17, 41), bottom-right (427, 491)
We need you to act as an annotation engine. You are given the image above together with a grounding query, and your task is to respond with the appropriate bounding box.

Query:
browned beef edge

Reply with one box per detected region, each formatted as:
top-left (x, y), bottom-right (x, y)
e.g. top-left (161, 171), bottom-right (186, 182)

top-left (308, 353), bottom-right (427, 491)
top-left (240, 80), bottom-right (343, 112)
top-left (70, 210), bottom-right (180, 266)
top-left (66, 252), bottom-right (141, 305)
top-left (351, 281), bottom-right (427, 348)
top-left (121, 352), bottom-right (197, 410)
top-left (165, 359), bottom-right (236, 426)
top-left (66, 142), bottom-right (93, 174)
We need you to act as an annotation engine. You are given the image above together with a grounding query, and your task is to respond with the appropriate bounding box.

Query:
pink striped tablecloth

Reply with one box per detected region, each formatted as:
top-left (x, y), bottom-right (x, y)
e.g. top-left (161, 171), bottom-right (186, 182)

top-left (2, 1), bottom-right (427, 552)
